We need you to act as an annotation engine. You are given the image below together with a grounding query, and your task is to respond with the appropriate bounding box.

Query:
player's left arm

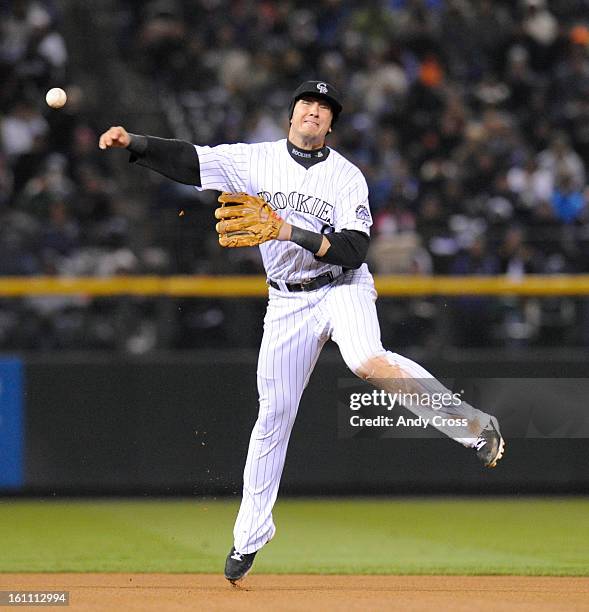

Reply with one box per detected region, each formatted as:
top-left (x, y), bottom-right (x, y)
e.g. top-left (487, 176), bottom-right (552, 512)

top-left (277, 224), bottom-right (369, 269)
top-left (277, 171), bottom-right (372, 269)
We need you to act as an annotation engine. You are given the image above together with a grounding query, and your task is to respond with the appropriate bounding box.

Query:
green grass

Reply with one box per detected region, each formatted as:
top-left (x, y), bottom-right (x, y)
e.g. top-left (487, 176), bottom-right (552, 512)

top-left (0, 498), bottom-right (587, 575)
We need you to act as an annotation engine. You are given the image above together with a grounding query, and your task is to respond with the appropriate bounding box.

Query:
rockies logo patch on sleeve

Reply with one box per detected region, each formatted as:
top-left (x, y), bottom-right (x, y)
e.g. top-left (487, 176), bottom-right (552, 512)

top-left (355, 204), bottom-right (371, 223)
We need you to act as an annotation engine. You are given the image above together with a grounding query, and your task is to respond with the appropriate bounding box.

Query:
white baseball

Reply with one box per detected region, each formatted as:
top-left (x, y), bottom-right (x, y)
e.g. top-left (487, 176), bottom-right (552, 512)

top-left (46, 87), bottom-right (67, 109)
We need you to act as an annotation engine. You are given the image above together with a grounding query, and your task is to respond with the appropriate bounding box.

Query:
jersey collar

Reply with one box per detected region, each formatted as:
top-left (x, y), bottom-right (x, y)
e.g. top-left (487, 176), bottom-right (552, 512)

top-left (287, 139), bottom-right (330, 169)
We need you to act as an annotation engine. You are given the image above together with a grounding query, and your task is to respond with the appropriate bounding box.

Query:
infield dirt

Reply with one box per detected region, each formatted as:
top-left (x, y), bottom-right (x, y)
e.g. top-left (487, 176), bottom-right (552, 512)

top-left (1, 574), bottom-right (588, 611)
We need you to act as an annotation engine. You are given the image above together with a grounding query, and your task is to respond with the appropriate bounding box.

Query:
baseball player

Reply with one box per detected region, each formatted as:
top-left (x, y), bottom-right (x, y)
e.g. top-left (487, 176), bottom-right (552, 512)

top-left (99, 80), bottom-right (505, 584)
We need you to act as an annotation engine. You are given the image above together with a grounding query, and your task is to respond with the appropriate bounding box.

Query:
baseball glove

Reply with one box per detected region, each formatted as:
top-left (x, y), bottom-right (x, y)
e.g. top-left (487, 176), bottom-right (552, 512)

top-left (214, 192), bottom-right (284, 247)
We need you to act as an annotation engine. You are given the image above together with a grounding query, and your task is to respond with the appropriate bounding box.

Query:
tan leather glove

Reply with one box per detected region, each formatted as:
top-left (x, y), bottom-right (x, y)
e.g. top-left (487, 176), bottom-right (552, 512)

top-left (215, 192), bottom-right (284, 247)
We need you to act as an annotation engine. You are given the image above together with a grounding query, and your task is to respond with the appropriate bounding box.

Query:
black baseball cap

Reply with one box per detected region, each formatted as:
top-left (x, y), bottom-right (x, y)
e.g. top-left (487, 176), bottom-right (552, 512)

top-left (288, 80), bottom-right (343, 125)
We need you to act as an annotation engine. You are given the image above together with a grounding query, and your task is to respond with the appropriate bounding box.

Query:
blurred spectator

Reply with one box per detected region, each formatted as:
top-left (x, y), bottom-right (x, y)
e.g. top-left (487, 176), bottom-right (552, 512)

top-left (0, 211), bottom-right (40, 275)
top-left (528, 199), bottom-right (561, 251)
top-left (507, 156), bottom-right (553, 212)
top-left (537, 131), bottom-right (585, 191)
top-left (497, 226), bottom-right (540, 277)
top-left (0, 99), bottom-right (48, 159)
top-left (551, 171), bottom-right (586, 223)
top-left (450, 236), bottom-right (500, 346)
top-left (135, 0), bottom-right (186, 83)
top-left (1, 99), bottom-right (49, 192)
top-left (40, 196), bottom-right (80, 262)
top-left (521, 0), bottom-right (559, 72)
top-left (0, 0), bottom-right (66, 109)
top-left (20, 4), bottom-right (67, 88)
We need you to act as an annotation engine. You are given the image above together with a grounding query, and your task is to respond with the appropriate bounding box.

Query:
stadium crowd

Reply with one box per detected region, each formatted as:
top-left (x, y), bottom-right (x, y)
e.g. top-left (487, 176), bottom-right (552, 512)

top-left (1, 0), bottom-right (589, 350)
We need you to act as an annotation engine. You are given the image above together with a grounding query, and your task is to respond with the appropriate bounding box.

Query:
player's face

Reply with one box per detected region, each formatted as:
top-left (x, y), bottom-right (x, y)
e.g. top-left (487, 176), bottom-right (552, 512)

top-left (289, 96), bottom-right (333, 148)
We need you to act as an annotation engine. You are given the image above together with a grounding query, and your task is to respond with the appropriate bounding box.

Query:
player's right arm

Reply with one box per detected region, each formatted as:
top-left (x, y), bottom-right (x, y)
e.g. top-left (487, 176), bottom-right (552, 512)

top-left (98, 126), bottom-right (202, 186)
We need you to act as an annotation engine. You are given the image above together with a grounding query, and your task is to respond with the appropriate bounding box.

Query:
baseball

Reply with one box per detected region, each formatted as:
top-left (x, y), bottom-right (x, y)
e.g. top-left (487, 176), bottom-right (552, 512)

top-left (46, 87), bottom-right (67, 109)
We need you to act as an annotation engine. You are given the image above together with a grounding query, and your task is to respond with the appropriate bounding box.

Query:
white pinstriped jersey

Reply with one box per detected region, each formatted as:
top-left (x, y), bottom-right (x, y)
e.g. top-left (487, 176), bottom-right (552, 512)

top-left (194, 139), bottom-right (372, 282)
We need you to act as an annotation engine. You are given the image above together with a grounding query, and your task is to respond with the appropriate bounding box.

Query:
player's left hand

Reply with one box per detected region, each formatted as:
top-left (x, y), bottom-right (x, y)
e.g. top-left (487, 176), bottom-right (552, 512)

top-left (215, 192), bottom-right (284, 247)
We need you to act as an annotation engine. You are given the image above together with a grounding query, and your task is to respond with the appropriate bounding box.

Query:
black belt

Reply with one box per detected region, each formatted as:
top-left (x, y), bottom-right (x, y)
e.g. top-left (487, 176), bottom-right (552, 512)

top-left (268, 272), bottom-right (335, 292)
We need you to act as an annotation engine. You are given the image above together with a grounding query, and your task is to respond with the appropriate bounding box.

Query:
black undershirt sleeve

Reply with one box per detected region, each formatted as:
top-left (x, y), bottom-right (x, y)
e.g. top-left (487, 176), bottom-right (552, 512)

top-left (316, 229), bottom-right (370, 269)
top-left (289, 226), bottom-right (323, 254)
top-left (127, 134), bottom-right (201, 186)
top-left (289, 226), bottom-right (370, 269)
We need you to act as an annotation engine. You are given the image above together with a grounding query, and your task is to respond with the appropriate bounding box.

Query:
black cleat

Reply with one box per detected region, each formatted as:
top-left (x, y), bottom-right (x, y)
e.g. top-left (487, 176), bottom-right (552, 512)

top-left (224, 547), bottom-right (257, 583)
top-left (475, 416), bottom-right (505, 468)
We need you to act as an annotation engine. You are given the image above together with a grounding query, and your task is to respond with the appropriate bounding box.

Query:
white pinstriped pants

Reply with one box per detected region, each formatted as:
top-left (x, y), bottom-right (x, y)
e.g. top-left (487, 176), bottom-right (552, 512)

top-left (233, 269), bottom-right (490, 554)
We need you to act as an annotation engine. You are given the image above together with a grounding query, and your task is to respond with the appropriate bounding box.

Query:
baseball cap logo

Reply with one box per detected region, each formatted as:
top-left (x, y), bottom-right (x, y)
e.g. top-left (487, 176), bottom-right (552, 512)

top-left (316, 82), bottom-right (328, 94)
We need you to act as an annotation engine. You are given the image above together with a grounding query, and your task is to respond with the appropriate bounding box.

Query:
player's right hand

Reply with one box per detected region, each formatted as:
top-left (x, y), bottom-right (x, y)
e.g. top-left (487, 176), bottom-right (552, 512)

top-left (98, 126), bottom-right (131, 150)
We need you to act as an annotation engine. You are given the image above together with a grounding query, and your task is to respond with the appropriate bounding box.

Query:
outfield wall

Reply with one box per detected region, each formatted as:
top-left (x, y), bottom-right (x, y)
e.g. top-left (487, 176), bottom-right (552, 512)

top-left (1, 350), bottom-right (588, 495)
